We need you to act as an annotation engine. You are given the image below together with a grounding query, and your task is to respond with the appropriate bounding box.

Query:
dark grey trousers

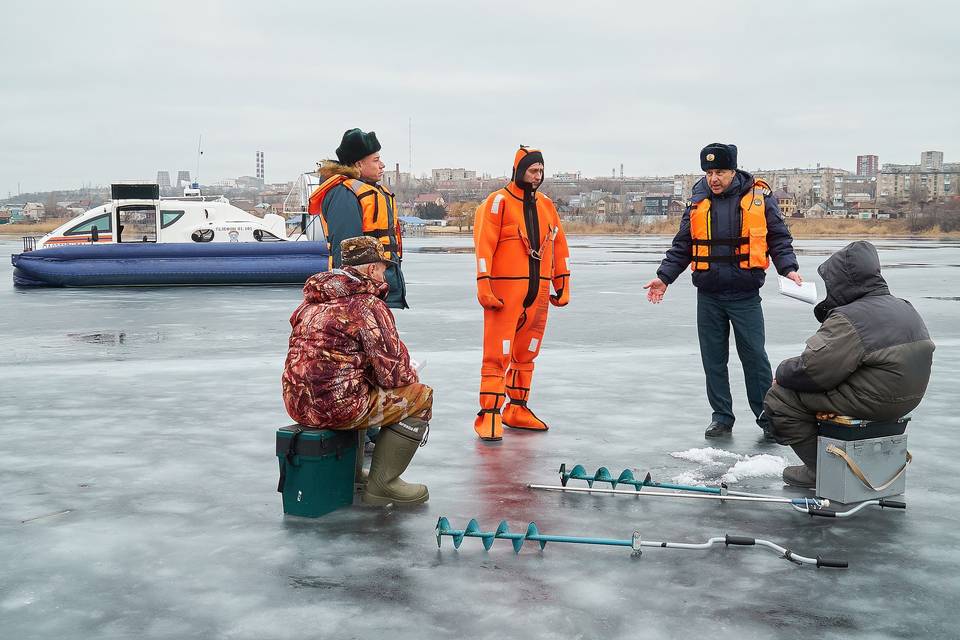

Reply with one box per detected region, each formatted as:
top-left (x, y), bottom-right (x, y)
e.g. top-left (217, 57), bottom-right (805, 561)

top-left (697, 292), bottom-right (772, 427)
top-left (763, 383), bottom-right (919, 446)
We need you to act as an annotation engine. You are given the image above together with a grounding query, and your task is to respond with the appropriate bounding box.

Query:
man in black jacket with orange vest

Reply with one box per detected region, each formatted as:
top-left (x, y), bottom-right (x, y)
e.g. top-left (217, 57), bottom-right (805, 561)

top-left (644, 143), bottom-right (801, 439)
top-left (308, 128), bottom-right (407, 309)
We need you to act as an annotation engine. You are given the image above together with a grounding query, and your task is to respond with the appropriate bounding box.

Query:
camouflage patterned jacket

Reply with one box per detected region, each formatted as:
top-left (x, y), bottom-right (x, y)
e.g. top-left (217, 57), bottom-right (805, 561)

top-left (282, 267), bottom-right (418, 427)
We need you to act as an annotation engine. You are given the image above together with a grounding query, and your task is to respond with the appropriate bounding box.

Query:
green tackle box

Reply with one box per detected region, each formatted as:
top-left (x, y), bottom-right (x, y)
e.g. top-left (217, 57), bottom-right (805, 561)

top-left (276, 425), bottom-right (357, 518)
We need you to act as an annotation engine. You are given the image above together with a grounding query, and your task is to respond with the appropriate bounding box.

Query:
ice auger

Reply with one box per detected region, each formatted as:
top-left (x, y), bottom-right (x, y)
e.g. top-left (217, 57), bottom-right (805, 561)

top-left (559, 463), bottom-right (764, 497)
top-left (551, 464), bottom-right (907, 518)
top-left (435, 517), bottom-right (848, 568)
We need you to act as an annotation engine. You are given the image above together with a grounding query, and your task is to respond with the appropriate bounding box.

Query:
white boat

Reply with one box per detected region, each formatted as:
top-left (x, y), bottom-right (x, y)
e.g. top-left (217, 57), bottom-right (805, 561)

top-left (26, 183), bottom-right (292, 251)
top-left (12, 183), bottom-right (328, 287)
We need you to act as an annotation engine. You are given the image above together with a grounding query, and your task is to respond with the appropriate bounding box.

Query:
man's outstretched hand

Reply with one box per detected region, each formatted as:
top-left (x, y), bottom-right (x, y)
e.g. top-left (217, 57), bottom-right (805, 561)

top-left (643, 278), bottom-right (667, 304)
top-left (785, 271), bottom-right (803, 285)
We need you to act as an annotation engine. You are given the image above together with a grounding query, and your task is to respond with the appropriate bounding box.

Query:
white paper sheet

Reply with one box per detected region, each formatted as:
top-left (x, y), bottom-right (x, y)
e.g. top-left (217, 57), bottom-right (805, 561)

top-left (778, 276), bottom-right (818, 304)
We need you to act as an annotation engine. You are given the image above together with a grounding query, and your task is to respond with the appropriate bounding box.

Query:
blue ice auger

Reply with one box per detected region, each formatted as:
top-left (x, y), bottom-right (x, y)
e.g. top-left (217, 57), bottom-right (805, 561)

top-left (542, 471), bottom-right (908, 518)
top-left (434, 517), bottom-right (848, 568)
top-left (560, 463), bottom-right (738, 496)
top-left (434, 517), bottom-right (627, 553)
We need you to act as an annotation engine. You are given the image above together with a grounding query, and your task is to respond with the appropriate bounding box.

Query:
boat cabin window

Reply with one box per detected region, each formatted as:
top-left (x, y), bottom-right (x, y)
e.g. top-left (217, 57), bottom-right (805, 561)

top-left (117, 205), bottom-right (157, 243)
top-left (160, 210), bottom-right (185, 229)
top-left (253, 229), bottom-right (284, 242)
top-left (65, 213), bottom-right (112, 235)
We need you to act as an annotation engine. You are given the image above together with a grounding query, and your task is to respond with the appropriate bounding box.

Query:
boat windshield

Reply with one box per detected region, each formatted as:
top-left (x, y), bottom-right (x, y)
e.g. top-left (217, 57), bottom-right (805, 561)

top-left (65, 213), bottom-right (112, 235)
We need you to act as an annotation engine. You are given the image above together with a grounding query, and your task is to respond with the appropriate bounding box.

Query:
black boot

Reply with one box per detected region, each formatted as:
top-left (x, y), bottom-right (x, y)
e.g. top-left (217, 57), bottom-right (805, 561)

top-left (782, 464), bottom-right (816, 488)
top-left (704, 421), bottom-right (733, 438)
top-left (782, 438), bottom-right (818, 488)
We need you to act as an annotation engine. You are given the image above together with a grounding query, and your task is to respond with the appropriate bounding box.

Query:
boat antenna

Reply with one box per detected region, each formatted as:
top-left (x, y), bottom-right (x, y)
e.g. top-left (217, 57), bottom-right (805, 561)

top-left (196, 135), bottom-right (203, 183)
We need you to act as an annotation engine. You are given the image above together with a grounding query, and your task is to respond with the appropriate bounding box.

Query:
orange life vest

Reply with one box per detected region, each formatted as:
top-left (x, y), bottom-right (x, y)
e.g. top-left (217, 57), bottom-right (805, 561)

top-left (308, 175), bottom-right (402, 267)
top-left (689, 179), bottom-right (771, 271)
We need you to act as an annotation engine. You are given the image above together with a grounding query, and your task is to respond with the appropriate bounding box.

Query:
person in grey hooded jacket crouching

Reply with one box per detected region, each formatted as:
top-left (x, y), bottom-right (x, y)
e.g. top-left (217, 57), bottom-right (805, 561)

top-left (764, 240), bottom-right (935, 487)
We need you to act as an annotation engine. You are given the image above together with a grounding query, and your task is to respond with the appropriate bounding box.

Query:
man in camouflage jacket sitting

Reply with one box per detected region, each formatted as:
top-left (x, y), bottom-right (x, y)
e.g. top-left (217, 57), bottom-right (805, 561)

top-left (282, 236), bottom-right (432, 506)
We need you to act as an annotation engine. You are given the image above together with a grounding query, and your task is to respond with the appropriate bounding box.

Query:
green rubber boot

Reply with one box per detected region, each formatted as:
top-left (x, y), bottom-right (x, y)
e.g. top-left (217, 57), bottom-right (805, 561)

top-left (361, 418), bottom-right (429, 506)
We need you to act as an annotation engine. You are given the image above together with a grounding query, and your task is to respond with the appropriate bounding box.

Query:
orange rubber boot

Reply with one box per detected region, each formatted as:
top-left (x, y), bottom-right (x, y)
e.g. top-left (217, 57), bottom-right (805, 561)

top-left (502, 367), bottom-right (548, 431)
top-left (502, 402), bottom-right (547, 431)
top-left (474, 375), bottom-right (505, 441)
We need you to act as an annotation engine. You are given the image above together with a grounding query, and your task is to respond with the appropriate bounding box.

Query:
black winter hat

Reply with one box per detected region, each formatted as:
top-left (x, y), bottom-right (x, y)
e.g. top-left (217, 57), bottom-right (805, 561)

top-left (336, 128), bottom-right (381, 166)
top-left (700, 143), bottom-right (737, 171)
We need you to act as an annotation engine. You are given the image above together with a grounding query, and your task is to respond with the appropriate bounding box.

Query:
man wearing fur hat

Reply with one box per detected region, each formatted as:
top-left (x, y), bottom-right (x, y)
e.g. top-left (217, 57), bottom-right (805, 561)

top-left (644, 143), bottom-right (801, 441)
top-left (308, 128), bottom-right (407, 308)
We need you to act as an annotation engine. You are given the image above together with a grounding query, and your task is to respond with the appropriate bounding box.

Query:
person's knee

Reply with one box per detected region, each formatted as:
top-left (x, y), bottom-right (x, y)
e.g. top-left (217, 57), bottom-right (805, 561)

top-left (764, 387), bottom-right (811, 440)
top-left (407, 383), bottom-right (433, 421)
top-left (422, 385), bottom-right (434, 410)
top-left (481, 364), bottom-right (507, 377)
top-left (738, 343), bottom-right (769, 363)
top-left (767, 410), bottom-right (817, 445)
top-left (763, 384), bottom-right (781, 409)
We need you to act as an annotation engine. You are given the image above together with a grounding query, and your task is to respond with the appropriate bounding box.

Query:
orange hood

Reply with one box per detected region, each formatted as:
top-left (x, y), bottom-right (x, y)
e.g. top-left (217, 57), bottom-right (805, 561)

top-left (511, 146), bottom-right (545, 190)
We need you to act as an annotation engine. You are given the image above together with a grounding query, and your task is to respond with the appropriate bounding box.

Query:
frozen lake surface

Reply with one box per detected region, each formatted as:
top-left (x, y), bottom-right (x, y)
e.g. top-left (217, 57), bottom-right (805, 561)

top-left (2, 234), bottom-right (958, 639)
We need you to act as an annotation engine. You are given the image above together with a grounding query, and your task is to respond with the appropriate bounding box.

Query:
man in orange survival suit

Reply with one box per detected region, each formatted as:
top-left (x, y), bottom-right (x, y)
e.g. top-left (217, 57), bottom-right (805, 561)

top-left (473, 146), bottom-right (571, 441)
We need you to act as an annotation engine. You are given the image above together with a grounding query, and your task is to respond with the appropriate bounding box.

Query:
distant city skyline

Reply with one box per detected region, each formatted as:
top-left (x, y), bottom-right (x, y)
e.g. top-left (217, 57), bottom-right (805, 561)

top-left (2, 1), bottom-right (958, 197)
top-left (4, 146), bottom-right (954, 199)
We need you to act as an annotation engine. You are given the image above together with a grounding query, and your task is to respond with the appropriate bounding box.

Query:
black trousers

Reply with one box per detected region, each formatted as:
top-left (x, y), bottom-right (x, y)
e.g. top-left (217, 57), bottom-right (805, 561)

top-left (697, 291), bottom-right (772, 427)
top-left (764, 383), bottom-right (920, 446)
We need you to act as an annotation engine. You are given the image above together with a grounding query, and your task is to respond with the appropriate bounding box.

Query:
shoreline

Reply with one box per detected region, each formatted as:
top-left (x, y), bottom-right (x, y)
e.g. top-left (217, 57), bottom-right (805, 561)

top-left (4, 218), bottom-right (959, 241)
top-left (413, 218), bottom-right (960, 239)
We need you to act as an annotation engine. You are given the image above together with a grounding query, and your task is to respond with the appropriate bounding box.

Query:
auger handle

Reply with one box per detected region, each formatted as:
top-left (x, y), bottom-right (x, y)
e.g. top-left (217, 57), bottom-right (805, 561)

top-left (878, 499), bottom-right (906, 509)
top-left (816, 556), bottom-right (849, 569)
top-left (807, 509), bottom-right (837, 518)
top-left (724, 535), bottom-right (755, 546)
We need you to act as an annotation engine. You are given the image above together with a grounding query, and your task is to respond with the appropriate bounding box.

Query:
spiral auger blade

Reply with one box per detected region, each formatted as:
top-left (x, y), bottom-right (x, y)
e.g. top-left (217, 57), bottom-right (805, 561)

top-left (561, 463), bottom-right (646, 490)
top-left (526, 522), bottom-right (547, 550)
top-left (435, 517), bottom-right (448, 548)
top-left (561, 463), bottom-right (628, 489)
top-left (435, 518), bottom-right (848, 568)
top-left (493, 520), bottom-right (526, 552)
top-left (562, 464), bottom-right (593, 486)
top-left (436, 518), bottom-right (633, 554)
top-left (466, 519), bottom-right (494, 550)
top-left (559, 463), bottom-right (725, 495)
top-left (616, 469), bottom-right (638, 489)
top-left (435, 517), bottom-right (466, 549)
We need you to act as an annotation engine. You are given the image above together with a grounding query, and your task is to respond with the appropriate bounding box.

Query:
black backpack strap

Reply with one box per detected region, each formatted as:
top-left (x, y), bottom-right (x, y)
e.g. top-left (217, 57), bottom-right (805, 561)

top-left (277, 427), bottom-right (304, 493)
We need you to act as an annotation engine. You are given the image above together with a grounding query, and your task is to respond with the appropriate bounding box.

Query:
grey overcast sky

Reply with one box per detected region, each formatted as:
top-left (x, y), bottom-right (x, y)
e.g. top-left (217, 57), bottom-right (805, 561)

top-left (2, 0), bottom-right (958, 197)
